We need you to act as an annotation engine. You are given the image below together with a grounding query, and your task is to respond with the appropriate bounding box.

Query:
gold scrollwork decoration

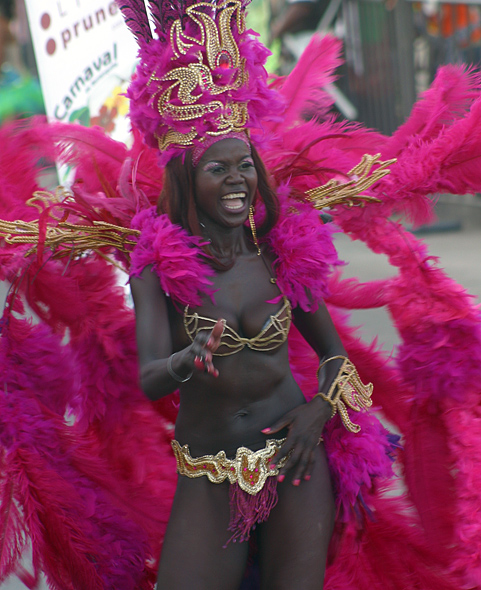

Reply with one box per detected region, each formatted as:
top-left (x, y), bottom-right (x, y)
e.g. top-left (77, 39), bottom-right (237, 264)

top-left (305, 154), bottom-right (396, 209)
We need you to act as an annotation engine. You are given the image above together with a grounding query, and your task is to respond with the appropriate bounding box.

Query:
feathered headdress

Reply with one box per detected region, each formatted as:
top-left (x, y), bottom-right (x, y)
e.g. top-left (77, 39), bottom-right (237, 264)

top-left (118, 0), bottom-right (281, 163)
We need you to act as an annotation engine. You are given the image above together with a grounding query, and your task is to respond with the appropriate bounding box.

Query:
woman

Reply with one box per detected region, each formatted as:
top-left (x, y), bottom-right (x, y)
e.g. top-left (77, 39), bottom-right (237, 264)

top-left (130, 136), bottom-right (348, 589)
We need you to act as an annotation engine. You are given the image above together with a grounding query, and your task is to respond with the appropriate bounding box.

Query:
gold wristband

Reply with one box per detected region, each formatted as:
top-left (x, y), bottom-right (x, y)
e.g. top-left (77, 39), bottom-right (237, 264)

top-left (316, 354), bottom-right (344, 379)
top-left (315, 355), bottom-right (373, 433)
top-left (315, 392), bottom-right (337, 419)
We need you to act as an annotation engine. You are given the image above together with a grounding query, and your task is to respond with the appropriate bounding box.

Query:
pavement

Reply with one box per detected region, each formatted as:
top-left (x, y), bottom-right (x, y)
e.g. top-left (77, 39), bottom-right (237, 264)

top-left (2, 194), bottom-right (481, 589)
top-left (334, 193), bottom-right (481, 353)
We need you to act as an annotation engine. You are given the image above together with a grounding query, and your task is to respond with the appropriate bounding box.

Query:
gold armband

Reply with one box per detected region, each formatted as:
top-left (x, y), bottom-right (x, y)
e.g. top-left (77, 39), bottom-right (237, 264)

top-left (316, 355), bottom-right (373, 433)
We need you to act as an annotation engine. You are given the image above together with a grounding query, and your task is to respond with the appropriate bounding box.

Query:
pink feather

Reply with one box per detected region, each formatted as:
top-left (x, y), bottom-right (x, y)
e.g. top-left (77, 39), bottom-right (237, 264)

top-left (326, 496), bottom-right (462, 589)
top-left (0, 456), bottom-right (27, 584)
top-left (272, 35), bottom-right (343, 129)
top-left (116, 0), bottom-right (153, 43)
top-left (0, 314), bottom-right (157, 588)
top-left (403, 401), bottom-right (456, 556)
top-left (265, 190), bottom-right (343, 311)
top-left (130, 207), bottom-right (216, 307)
top-left (385, 64), bottom-right (481, 157)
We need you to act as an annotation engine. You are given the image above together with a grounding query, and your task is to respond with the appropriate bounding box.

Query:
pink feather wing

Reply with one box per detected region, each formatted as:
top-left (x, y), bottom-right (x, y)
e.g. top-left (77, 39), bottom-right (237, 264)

top-left (274, 35), bottom-right (343, 129)
top-left (403, 401), bottom-right (456, 555)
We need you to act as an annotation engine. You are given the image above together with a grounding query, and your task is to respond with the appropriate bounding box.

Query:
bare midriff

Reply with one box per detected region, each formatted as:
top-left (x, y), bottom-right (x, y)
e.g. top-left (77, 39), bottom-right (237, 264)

top-left (173, 342), bottom-right (305, 457)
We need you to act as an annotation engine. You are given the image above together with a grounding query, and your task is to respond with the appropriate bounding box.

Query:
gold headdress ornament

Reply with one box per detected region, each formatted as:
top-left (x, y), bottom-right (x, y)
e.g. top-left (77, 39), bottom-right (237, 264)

top-left (152, 1), bottom-right (248, 151)
top-left (119, 0), bottom-right (280, 163)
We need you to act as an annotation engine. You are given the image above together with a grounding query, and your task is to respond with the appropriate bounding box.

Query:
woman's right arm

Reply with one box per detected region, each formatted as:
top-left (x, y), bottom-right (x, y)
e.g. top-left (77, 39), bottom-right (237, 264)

top-left (130, 266), bottom-right (184, 400)
top-left (130, 266), bottom-right (223, 400)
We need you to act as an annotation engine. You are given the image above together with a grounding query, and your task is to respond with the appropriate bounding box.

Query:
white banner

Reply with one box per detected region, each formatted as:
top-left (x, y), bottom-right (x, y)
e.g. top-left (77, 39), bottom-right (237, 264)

top-left (24, 0), bottom-right (139, 143)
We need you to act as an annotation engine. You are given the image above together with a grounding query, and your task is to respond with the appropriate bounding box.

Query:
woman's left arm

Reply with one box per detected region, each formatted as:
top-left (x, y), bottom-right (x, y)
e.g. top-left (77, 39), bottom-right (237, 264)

top-left (262, 302), bottom-right (346, 485)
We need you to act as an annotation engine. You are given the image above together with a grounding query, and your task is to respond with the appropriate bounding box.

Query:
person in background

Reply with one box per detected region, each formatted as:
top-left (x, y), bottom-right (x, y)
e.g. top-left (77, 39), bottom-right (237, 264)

top-left (269, 0), bottom-right (328, 73)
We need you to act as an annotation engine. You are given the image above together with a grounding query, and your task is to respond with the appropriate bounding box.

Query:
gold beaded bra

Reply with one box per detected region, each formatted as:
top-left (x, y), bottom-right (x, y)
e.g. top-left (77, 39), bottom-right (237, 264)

top-left (183, 296), bottom-right (292, 356)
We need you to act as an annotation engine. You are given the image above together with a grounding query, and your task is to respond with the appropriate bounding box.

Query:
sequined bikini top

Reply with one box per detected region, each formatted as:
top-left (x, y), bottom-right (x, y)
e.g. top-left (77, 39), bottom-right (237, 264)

top-left (183, 296), bottom-right (292, 356)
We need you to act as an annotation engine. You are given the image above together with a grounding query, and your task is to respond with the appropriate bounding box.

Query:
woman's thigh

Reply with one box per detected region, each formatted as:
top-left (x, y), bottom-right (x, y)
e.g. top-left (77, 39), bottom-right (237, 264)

top-left (157, 476), bottom-right (249, 590)
top-left (257, 445), bottom-right (335, 590)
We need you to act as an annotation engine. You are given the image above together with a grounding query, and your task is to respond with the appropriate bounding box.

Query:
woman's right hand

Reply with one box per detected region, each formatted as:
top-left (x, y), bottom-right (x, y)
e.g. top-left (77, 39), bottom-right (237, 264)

top-left (132, 269), bottom-right (226, 398)
top-left (187, 319), bottom-right (224, 377)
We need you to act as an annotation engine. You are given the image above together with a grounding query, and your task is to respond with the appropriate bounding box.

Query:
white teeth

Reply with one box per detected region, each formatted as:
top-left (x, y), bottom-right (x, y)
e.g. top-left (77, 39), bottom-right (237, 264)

top-left (221, 193), bottom-right (246, 200)
top-left (224, 202), bottom-right (243, 210)
top-left (221, 192), bottom-right (246, 211)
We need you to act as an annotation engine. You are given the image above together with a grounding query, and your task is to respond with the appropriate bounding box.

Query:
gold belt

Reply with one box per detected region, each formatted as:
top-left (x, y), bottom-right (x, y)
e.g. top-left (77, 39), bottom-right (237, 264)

top-left (172, 438), bottom-right (287, 495)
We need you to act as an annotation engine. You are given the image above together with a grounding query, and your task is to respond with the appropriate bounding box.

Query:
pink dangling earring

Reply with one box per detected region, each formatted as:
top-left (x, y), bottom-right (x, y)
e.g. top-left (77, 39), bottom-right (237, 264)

top-left (249, 206), bottom-right (261, 255)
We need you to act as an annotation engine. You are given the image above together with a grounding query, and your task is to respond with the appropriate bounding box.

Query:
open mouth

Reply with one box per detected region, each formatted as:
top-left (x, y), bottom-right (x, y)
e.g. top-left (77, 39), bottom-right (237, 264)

top-left (221, 192), bottom-right (247, 211)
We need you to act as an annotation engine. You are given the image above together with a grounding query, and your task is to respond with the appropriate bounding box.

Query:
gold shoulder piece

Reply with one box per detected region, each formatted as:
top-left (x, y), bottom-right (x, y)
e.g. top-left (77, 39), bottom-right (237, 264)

top-left (305, 154), bottom-right (396, 210)
top-left (0, 188), bottom-right (139, 271)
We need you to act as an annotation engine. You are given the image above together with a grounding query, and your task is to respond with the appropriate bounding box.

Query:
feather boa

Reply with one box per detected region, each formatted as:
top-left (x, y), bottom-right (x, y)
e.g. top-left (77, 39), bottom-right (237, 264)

top-left (130, 192), bottom-right (342, 311)
top-left (130, 207), bottom-right (216, 307)
top-left (266, 197), bottom-right (342, 311)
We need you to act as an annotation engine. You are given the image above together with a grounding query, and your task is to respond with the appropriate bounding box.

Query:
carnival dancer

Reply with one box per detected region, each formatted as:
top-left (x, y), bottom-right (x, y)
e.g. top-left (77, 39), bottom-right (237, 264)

top-left (124, 0), bottom-right (386, 585)
top-left (132, 134), bottom-right (349, 588)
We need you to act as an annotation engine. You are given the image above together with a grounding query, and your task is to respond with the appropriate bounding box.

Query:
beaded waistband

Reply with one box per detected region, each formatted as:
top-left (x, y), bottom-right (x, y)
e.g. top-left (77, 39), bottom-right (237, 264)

top-left (171, 438), bottom-right (287, 495)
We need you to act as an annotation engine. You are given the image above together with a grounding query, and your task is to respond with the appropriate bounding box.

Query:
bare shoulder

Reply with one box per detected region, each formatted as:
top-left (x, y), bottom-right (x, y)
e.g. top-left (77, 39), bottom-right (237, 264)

top-left (130, 265), bottom-right (165, 305)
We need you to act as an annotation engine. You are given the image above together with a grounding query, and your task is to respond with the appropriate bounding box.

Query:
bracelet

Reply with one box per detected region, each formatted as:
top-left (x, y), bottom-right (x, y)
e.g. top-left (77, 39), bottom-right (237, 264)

top-left (167, 352), bottom-right (193, 383)
top-left (317, 354), bottom-right (344, 379)
top-left (315, 356), bottom-right (373, 433)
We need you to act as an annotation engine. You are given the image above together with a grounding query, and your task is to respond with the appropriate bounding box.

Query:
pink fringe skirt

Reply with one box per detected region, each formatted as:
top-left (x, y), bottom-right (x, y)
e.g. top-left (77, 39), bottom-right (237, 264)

top-left (171, 438), bottom-right (288, 543)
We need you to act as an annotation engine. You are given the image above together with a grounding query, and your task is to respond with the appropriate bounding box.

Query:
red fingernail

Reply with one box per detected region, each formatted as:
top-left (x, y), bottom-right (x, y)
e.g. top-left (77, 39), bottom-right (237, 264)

top-left (304, 475), bottom-right (311, 481)
top-left (194, 357), bottom-right (204, 370)
top-left (261, 428), bottom-right (271, 434)
top-left (293, 479), bottom-right (300, 486)
top-left (278, 475), bottom-right (285, 482)
top-left (269, 463), bottom-right (276, 471)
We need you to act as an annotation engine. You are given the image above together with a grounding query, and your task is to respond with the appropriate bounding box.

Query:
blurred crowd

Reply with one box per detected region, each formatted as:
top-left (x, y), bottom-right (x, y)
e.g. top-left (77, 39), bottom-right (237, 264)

top-left (0, 0), bottom-right (43, 124)
top-left (257, 0), bottom-right (481, 135)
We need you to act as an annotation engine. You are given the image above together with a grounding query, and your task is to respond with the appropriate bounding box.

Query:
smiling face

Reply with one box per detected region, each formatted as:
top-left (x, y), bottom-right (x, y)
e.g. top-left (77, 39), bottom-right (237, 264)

top-left (193, 138), bottom-right (258, 230)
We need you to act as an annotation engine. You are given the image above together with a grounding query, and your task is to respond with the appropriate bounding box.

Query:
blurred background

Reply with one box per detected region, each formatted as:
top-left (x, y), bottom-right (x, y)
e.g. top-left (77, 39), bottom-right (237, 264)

top-left (0, 0), bottom-right (44, 124)
top-left (250, 0), bottom-right (481, 134)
